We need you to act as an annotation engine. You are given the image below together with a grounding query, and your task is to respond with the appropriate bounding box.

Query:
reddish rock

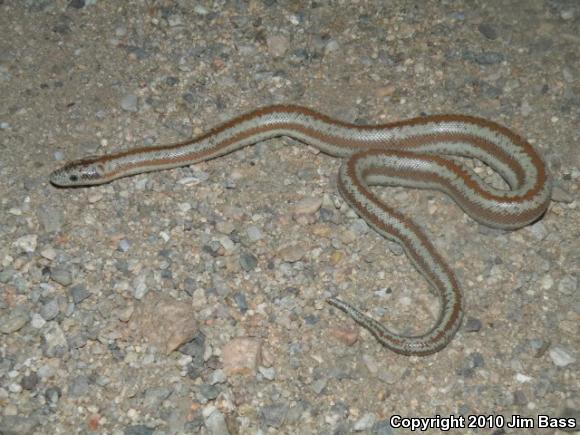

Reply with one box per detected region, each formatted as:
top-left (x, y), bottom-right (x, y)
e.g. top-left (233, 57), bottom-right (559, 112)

top-left (222, 337), bottom-right (262, 375)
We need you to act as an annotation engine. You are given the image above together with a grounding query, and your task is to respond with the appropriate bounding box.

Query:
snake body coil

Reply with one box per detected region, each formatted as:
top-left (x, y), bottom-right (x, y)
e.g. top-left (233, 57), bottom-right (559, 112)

top-left (51, 105), bottom-right (551, 355)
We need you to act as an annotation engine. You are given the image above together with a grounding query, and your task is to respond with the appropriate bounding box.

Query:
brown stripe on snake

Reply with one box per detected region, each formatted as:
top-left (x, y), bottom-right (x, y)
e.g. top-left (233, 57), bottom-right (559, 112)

top-left (363, 165), bottom-right (548, 230)
top-left (333, 157), bottom-right (463, 354)
top-left (359, 152), bottom-right (549, 228)
top-left (50, 105), bottom-right (551, 355)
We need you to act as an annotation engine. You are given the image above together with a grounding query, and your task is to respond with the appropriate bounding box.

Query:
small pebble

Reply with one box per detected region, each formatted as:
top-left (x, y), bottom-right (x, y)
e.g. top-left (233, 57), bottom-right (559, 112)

top-left (278, 245), bottom-right (305, 263)
top-left (310, 377), bottom-right (328, 395)
top-left (293, 197), bottom-right (322, 215)
top-left (529, 338), bottom-right (550, 358)
top-left (45, 386), bottom-right (62, 405)
top-left (40, 246), bottom-right (57, 260)
top-left (209, 369), bottom-right (227, 385)
top-left (30, 313), bottom-right (46, 329)
top-left (50, 267), bottom-right (73, 286)
top-left (13, 234), bottom-right (38, 253)
top-left (260, 402), bottom-right (289, 428)
top-left (464, 317), bottom-right (482, 332)
top-left (354, 413), bottom-right (376, 431)
top-left (233, 292), bottom-right (248, 312)
top-left (204, 408), bottom-right (230, 435)
top-left (117, 239), bottom-right (131, 252)
top-left (20, 372), bottom-right (39, 391)
top-left (258, 366), bottom-right (276, 380)
top-left (557, 275), bottom-right (576, 295)
top-left (267, 34), bottom-right (289, 57)
top-left (70, 284), bottom-right (90, 304)
top-left (548, 346), bottom-right (576, 367)
top-left (222, 338), bottom-right (261, 375)
top-left (0, 311), bottom-right (29, 334)
top-left (246, 225), bottom-right (263, 241)
top-left (42, 322), bottom-right (69, 358)
top-left (40, 299), bottom-right (59, 321)
top-left (121, 94), bottom-right (138, 112)
top-left (239, 252), bottom-right (258, 271)
top-left (477, 23), bottom-right (498, 40)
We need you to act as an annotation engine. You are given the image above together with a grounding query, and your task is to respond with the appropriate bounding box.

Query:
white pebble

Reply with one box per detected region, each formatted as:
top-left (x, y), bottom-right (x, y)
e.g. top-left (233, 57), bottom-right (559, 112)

top-left (246, 226), bottom-right (263, 242)
top-left (40, 246), bottom-right (57, 260)
top-left (30, 313), bottom-right (46, 329)
top-left (515, 373), bottom-right (532, 383)
top-left (549, 346), bottom-right (576, 367)
top-left (13, 235), bottom-right (37, 253)
top-left (8, 383), bottom-right (22, 393)
top-left (540, 274), bottom-right (554, 290)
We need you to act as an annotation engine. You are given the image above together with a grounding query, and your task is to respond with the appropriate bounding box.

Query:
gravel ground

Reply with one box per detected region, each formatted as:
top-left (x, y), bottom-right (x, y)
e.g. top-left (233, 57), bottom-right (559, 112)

top-left (1, 1), bottom-right (579, 434)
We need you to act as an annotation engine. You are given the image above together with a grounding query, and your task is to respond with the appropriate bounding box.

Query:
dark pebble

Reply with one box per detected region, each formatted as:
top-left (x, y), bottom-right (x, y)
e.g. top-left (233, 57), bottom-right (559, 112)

top-left (115, 259), bottom-right (129, 274)
top-left (70, 284), bottom-right (90, 304)
top-left (476, 80), bottom-right (504, 98)
top-left (463, 50), bottom-right (505, 65)
top-left (69, 375), bottom-right (90, 397)
top-left (202, 241), bottom-right (221, 257)
top-left (184, 416), bottom-right (204, 433)
top-left (285, 401), bottom-right (308, 424)
top-left (187, 363), bottom-right (202, 380)
top-left (124, 45), bottom-right (149, 60)
top-left (50, 267), bottom-right (73, 286)
top-left (224, 178), bottom-right (236, 189)
top-left (68, 334), bottom-right (87, 349)
top-left (457, 352), bottom-right (485, 377)
top-left (530, 338), bottom-right (550, 358)
top-left (45, 386), bottom-right (62, 405)
top-left (230, 229), bottom-right (242, 243)
top-left (52, 22), bottom-right (71, 35)
top-left (21, 372), bottom-right (39, 391)
top-left (183, 277), bottom-right (197, 296)
top-left (304, 314), bottom-right (319, 325)
top-left (478, 23), bottom-right (498, 40)
top-left (372, 419), bottom-right (395, 435)
top-left (198, 383), bottom-right (220, 400)
top-left (108, 342), bottom-right (125, 361)
top-left (239, 252), bottom-right (258, 271)
top-left (123, 425), bottom-right (155, 435)
top-left (40, 298), bottom-right (59, 321)
top-left (471, 352), bottom-right (485, 368)
top-left (165, 76), bottom-right (179, 86)
top-left (319, 207), bottom-right (337, 223)
top-left (0, 268), bottom-right (16, 283)
top-left (464, 317), bottom-right (482, 332)
top-left (260, 402), bottom-right (289, 428)
top-left (143, 387), bottom-right (172, 409)
top-left (512, 389), bottom-right (528, 406)
top-left (179, 332), bottom-right (206, 379)
top-left (158, 248), bottom-right (173, 259)
top-left (68, 0), bottom-right (85, 8)
top-left (233, 292), bottom-right (248, 313)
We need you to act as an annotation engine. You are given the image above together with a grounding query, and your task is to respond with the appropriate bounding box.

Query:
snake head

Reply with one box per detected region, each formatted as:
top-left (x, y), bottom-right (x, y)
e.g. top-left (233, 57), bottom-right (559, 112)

top-left (50, 157), bottom-right (107, 187)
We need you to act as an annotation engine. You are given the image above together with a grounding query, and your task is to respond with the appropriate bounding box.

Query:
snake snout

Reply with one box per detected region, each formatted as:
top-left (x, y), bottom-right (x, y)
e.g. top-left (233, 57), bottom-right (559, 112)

top-left (50, 158), bottom-right (105, 186)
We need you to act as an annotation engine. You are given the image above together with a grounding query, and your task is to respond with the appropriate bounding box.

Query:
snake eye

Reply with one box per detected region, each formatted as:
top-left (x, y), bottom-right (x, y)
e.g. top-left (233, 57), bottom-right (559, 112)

top-left (69, 174), bottom-right (79, 182)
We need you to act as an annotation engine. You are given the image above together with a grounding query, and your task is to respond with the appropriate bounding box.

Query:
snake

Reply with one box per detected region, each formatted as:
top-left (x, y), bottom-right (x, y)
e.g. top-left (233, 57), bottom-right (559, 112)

top-left (50, 105), bottom-right (551, 355)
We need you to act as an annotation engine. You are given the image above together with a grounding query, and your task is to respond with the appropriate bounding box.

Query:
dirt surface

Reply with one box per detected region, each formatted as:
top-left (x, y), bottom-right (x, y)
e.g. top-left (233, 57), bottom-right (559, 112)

top-left (0, 1), bottom-right (579, 434)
